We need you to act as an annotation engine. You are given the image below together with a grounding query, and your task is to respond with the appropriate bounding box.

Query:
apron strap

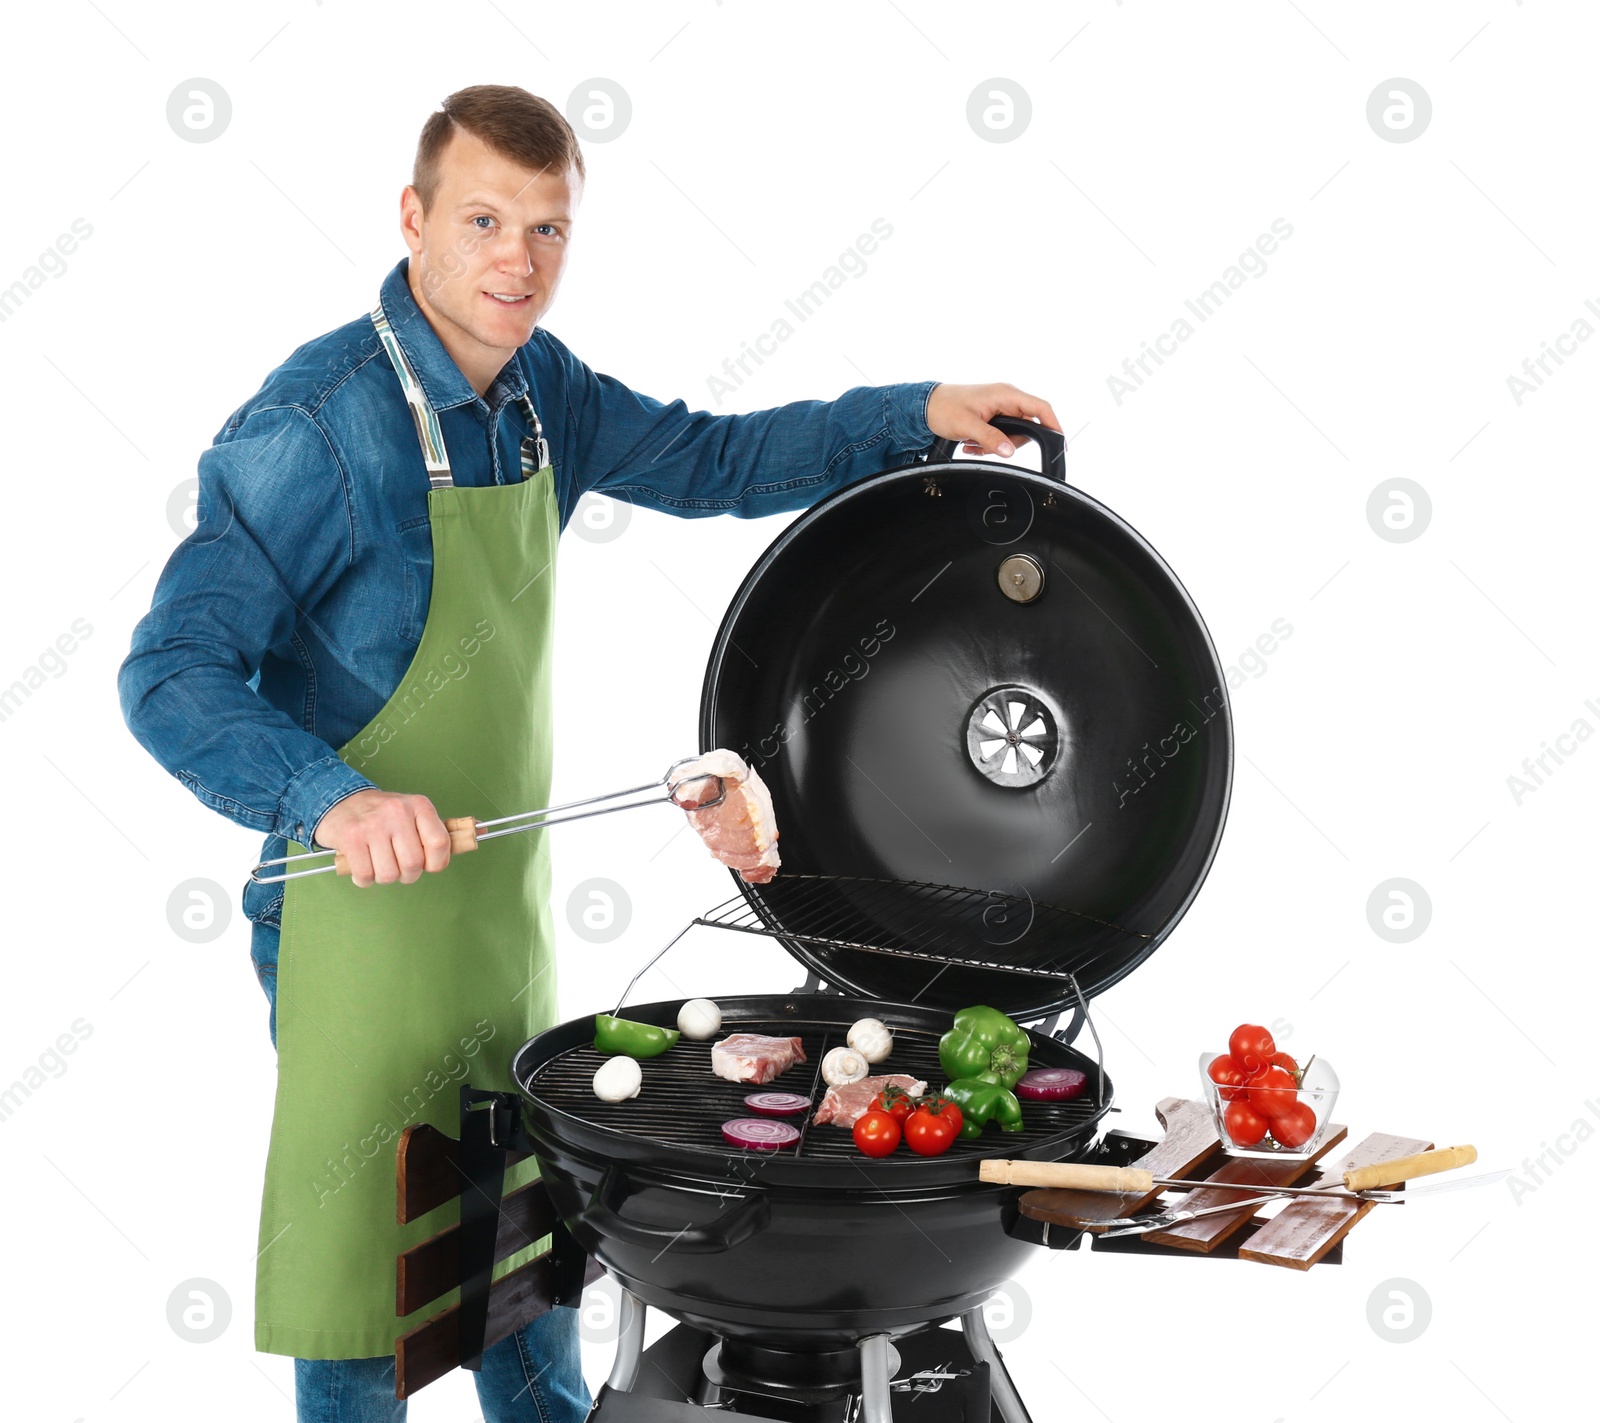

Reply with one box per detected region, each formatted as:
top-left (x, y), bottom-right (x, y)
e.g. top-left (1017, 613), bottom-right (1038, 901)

top-left (372, 297), bottom-right (553, 488)
top-left (371, 298), bottom-right (455, 490)
top-left (515, 393), bottom-right (551, 479)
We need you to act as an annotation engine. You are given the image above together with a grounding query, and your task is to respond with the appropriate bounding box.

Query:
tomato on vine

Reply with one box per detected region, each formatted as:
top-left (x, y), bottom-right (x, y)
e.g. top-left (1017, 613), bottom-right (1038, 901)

top-left (853, 1109), bottom-right (902, 1158)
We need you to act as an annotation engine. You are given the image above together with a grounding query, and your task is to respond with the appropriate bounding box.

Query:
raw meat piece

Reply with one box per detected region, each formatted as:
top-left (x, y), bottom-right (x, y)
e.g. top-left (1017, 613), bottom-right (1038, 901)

top-left (711, 1033), bottom-right (808, 1085)
top-left (813, 1074), bottom-right (928, 1129)
top-left (670, 750), bottom-right (781, 884)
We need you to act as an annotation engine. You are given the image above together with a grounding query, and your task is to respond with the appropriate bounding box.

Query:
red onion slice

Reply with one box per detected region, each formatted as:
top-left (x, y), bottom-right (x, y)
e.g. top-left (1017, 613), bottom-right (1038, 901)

top-left (1015, 1067), bottom-right (1088, 1102)
top-left (743, 1092), bottom-right (811, 1117)
top-left (721, 1117), bottom-right (802, 1151)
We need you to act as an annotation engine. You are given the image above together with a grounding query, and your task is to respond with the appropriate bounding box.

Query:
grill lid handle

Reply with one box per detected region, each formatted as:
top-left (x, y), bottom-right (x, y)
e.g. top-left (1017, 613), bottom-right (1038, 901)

top-left (923, 414), bottom-right (1067, 482)
top-left (575, 1165), bottom-right (772, 1256)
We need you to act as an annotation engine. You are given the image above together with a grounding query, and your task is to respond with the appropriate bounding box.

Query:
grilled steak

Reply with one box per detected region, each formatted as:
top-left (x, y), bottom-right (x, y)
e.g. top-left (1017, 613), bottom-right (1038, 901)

top-left (710, 1033), bottom-right (807, 1085)
top-left (814, 1074), bottom-right (928, 1129)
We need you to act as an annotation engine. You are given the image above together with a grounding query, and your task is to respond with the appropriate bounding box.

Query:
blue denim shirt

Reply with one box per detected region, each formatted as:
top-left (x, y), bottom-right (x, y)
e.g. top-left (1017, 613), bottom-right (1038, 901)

top-left (119, 257), bottom-right (937, 933)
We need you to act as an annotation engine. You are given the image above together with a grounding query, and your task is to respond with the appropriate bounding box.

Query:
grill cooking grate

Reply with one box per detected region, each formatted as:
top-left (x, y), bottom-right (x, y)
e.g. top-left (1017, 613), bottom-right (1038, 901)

top-left (696, 875), bottom-right (1151, 983)
top-left (522, 1018), bottom-right (1101, 1161)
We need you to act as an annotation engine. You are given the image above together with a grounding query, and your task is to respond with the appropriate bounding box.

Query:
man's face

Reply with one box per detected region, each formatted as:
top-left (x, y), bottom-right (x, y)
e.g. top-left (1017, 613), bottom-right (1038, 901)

top-left (400, 128), bottom-right (580, 369)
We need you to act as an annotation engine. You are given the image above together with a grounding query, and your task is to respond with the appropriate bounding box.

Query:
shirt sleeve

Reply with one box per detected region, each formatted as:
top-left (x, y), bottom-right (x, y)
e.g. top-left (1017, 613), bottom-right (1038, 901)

top-left (118, 405), bottom-right (375, 845)
top-left (540, 329), bottom-right (939, 521)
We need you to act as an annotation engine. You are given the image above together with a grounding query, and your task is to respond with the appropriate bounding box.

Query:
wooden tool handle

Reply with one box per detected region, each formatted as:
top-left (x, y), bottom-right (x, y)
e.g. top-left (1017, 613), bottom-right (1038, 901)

top-left (332, 816), bottom-right (479, 878)
top-left (1343, 1144), bottom-right (1475, 1191)
top-left (979, 1160), bottom-right (1156, 1192)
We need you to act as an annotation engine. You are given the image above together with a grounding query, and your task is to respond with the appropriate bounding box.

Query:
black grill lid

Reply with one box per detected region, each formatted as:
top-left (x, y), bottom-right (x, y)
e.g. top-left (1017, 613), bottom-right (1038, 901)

top-left (698, 423), bottom-right (1232, 1022)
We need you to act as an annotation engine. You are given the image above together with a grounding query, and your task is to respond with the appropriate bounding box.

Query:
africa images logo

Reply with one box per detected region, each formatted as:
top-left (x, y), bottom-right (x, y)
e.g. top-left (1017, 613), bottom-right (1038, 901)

top-left (344, 619), bottom-right (497, 771)
top-left (1112, 687), bottom-right (1227, 809)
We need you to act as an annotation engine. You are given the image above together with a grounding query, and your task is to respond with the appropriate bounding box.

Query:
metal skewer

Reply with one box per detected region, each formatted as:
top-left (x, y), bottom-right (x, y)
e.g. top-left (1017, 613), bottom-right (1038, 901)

top-left (1120, 1169), bottom-right (1510, 1200)
top-left (1092, 1169), bottom-right (1509, 1239)
top-left (250, 758), bottom-right (726, 884)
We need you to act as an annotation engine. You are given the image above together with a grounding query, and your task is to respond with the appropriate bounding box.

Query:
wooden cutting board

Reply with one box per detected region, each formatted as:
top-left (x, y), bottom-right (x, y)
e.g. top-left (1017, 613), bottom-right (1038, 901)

top-left (1018, 1097), bottom-right (1218, 1228)
top-left (1238, 1131), bottom-right (1433, 1270)
top-left (1143, 1122), bottom-right (1350, 1252)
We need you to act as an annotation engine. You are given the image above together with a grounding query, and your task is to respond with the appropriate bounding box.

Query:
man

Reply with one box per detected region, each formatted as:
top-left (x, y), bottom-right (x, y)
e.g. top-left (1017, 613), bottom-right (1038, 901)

top-left (119, 84), bottom-right (1059, 1421)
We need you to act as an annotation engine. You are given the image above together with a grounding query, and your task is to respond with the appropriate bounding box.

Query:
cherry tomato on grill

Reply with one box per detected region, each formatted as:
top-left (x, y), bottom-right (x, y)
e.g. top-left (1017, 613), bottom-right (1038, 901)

top-left (1228, 1024), bottom-right (1276, 1078)
top-left (903, 1097), bottom-right (962, 1156)
top-left (1245, 1066), bottom-right (1299, 1120)
top-left (1224, 1098), bottom-right (1270, 1147)
top-left (1207, 1053), bottom-right (1247, 1102)
top-left (1269, 1101), bottom-right (1318, 1149)
top-left (874, 1085), bottom-right (916, 1126)
top-left (853, 1109), bottom-right (902, 1158)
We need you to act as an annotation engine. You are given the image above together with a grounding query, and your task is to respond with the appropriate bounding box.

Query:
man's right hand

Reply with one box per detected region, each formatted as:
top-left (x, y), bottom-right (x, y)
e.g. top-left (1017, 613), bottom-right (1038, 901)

top-left (311, 789), bottom-right (452, 887)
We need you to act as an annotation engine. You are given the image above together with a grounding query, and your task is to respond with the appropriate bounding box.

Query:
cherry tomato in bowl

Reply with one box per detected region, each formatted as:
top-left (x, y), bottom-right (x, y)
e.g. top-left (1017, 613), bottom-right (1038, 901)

top-left (1245, 1065), bottom-right (1299, 1120)
top-left (1224, 1098), bottom-right (1270, 1147)
top-left (1206, 1053), bottom-right (1247, 1102)
top-left (1228, 1024), bottom-right (1276, 1078)
top-left (1269, 1101), bottom-right (1318, 1149)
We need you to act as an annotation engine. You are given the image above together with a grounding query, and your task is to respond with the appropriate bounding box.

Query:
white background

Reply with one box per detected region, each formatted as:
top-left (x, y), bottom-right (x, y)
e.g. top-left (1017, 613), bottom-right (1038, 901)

top-left (0, 1), bottom-right (1592, 1419)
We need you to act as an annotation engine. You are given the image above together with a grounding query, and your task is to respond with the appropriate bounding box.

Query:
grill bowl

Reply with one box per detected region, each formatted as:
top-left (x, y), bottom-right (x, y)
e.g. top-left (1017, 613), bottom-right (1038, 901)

top-left (513, 993), bottom-right (1111, 1342)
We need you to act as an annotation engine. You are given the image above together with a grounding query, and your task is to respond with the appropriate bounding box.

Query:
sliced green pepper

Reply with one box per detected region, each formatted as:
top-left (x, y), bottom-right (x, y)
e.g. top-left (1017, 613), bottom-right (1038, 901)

top-left (943, 1077), bottom-right (1026, 1138)
top-left (594, 1013), bottom-right (680, 1059)
top-left (938, 1005), bottom-right (1030, 1089)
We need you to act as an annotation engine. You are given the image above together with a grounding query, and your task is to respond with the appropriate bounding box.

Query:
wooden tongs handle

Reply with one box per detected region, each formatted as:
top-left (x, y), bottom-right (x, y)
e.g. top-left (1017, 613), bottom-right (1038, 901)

top-left (979, 1161), bottom-right (1155, 1192)
top-left (330, 816), bottom-right (479, 878)
top-left (1342, 1144), bottom-right (1476, 1190)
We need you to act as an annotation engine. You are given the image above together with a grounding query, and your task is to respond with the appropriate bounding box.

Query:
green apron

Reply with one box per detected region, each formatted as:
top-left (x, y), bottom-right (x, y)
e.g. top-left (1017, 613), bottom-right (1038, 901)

top-left (255, 296), bottom-right (560, 1359)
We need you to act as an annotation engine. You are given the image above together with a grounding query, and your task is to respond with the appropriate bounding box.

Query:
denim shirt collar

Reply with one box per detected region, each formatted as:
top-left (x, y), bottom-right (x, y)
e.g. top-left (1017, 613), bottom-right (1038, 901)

top-left (378, 258), bottom-right (531, 413)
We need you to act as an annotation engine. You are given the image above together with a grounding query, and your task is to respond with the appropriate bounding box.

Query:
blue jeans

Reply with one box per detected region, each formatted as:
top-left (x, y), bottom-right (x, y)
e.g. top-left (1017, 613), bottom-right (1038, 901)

top-left (292, 1310), bottom-right (589, 1422)
top-left (253, 922), bottom-right (592, 1422)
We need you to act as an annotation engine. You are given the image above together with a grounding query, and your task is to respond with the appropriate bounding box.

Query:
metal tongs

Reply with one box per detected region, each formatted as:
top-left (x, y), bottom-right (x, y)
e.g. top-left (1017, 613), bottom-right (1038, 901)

top-left (1093, 1166), bottom-right (1509, 1239)
top-left (249, 757), bottom-right (726, 884)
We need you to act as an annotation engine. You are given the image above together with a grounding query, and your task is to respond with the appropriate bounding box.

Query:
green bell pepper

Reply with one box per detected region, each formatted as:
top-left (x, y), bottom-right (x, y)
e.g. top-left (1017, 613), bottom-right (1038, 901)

top-left (938, 1005), bottom-right (1030, 1089)
top-left (943, 1077), bottom-right (1026, 1138)
top-left (594, 1013), bottom-right (680, 1059)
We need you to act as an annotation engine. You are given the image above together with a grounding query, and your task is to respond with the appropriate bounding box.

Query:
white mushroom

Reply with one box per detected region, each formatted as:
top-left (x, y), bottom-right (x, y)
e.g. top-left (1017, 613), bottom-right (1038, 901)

top-left (847, 1017), bottom-right (894, 1065)
top-left (593, 1055), bottom-right (643, 1103)
top-left (677, 998), bottom-right (723, 1040)
top-left (821, 1045), bottom-right (870, 1087)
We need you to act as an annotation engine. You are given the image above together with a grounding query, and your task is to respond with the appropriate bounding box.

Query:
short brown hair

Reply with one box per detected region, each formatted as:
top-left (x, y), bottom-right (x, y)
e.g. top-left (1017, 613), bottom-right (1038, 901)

top-left (413, 85), bottom-right (585, 210)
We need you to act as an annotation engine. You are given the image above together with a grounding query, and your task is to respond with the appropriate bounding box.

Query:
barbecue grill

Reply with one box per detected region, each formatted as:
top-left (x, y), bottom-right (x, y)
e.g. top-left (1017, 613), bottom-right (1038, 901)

top-left (513, 420), bottom-right (1233, 1420)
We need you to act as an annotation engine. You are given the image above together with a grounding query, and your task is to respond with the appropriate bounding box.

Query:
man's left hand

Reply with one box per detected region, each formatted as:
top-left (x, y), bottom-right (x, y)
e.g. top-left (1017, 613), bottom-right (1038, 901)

top-left (925, 383), bottom-right (1061, 458)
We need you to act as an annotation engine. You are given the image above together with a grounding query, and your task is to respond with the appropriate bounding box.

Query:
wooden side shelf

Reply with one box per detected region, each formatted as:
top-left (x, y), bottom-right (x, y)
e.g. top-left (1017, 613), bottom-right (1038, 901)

top-left (1016, 1097), bottom-right (1430, 1270)
top-left (393, 1106), bottom-right (603, 1399)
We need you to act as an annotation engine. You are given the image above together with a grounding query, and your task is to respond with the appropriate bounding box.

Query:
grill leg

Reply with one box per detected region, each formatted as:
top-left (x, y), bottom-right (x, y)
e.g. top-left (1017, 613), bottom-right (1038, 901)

top-left (961, 1306), bottom-right (1033, 1423)
top-left (604, 1291), bottom-right (647, 1394)
top-left (857, 1334), bottom-right (895, 1423)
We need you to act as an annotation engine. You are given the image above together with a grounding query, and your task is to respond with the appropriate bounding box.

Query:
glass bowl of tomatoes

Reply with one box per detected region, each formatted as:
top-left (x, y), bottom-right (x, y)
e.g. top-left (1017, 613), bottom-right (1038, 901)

top-left (1199, 1048), bottom-right (1340, 1160)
